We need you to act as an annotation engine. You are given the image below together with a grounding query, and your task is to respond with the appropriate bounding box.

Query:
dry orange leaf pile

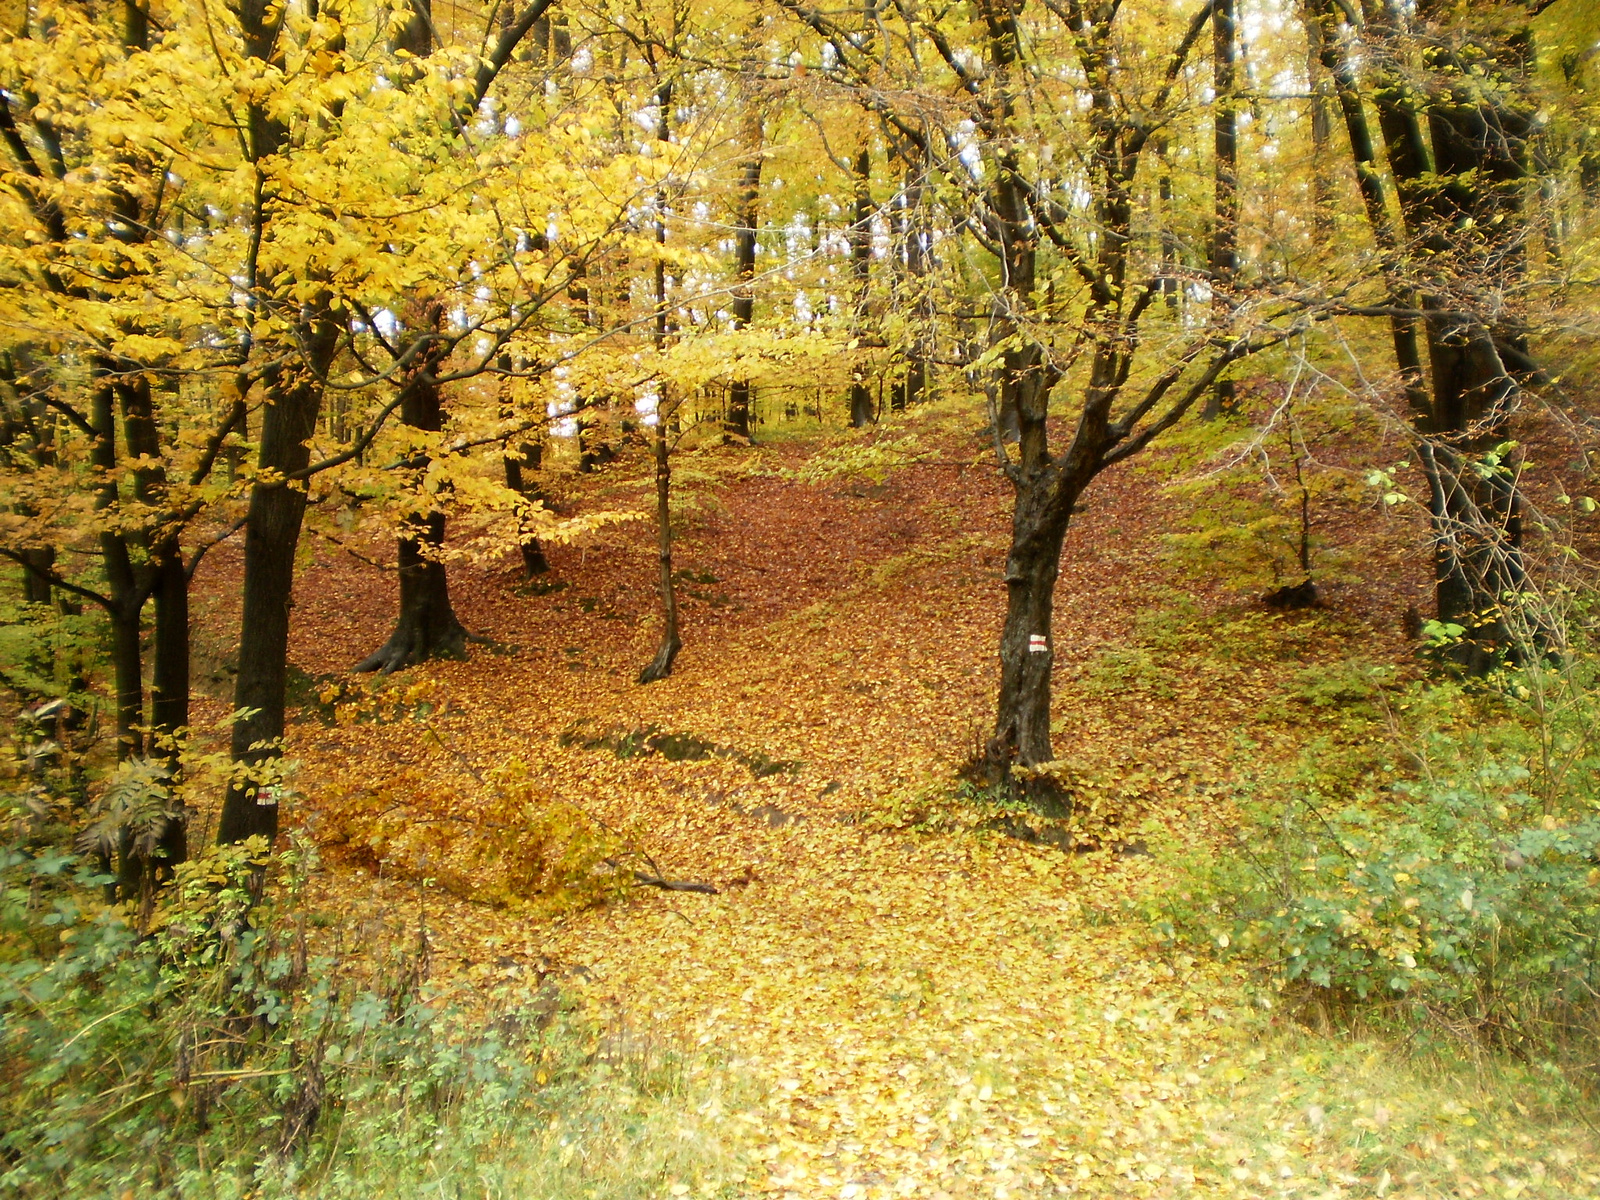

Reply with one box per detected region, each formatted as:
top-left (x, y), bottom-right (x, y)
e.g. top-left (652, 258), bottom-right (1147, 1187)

top-left (192, 411), bottom-right (1598, 1198)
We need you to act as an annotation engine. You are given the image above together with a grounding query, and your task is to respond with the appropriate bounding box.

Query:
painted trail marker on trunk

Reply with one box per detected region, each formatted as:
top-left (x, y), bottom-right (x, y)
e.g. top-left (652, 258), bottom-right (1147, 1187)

top-left (1029, 635), bottom-right (1049, 653)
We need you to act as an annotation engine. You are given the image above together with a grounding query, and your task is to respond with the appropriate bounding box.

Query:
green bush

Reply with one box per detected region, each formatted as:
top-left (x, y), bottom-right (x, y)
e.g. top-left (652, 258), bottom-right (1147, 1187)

top-left (1157, 724), bottom-right (1600, 1067)
top-left (0, 799), bottom-right (740, 1198)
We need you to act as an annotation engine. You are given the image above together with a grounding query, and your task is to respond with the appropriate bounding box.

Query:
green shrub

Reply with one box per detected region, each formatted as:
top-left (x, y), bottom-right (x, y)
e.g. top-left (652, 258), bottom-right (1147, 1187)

top-left (1156, 728), bottom-right (1600, 1069)
top-left (0, 800), bottom-right (742, 1198)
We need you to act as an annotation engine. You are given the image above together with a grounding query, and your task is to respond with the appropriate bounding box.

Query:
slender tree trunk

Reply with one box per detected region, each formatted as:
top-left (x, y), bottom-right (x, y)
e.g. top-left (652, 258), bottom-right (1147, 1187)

top-left (640, 77), bottom-right (681, 683)
top-left (848, 144), bottom-right (875, 428)
top-left (90, 376), bottom-right (143, 762)
top-left (638, 411), bottom-right (680, 683)
top-left (1304, 5), bottom-right (1335, 235)
top-left (897, 156), bottom-right (929, 411)
top-left (726, 114), bottom-right (763, 441)
top-left (1310, 0), bottom-right (1430, 418)
top-left (503, 438), bottom-right (551, 576)
top-left (1157, 137), bottom-right (1180, 312)
top-left (1204, 0), bottom-right (1240, 418)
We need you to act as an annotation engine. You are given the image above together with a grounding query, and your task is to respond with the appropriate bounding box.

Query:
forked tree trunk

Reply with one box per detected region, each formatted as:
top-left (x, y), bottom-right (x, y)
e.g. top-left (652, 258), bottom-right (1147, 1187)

top-left (1328, 0), bottom-right (1532, 666)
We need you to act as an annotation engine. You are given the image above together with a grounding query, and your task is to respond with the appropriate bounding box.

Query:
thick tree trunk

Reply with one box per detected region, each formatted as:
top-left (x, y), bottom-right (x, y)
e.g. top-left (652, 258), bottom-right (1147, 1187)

top-left (358, 307), bottom-right (470, 673)
top-left (988, 475), bottom-right (1075, 813)
top-left (356, 512), bottom-right (469, 673)
top-left (849, 384), bottom-right (875, 428)
top-left (217, 325), bottom-right (337, 846)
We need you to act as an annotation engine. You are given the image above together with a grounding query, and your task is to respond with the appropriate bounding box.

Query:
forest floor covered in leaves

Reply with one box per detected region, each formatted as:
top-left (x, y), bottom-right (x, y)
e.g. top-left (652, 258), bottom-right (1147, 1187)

top-left (198, 398), bottom-right (1600, 1199)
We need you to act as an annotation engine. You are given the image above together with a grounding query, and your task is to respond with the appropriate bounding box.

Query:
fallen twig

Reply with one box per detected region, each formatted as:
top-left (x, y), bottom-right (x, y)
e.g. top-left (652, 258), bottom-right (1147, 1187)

top-left (633, 871), bottom-right (719, 895)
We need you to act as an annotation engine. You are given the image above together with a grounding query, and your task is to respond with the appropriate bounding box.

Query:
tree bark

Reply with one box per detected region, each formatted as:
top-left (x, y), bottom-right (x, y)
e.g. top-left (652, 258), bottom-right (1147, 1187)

top-left (91, 376), bottom-right (142, 762)
top-left (1157, 137), bottom-right (1180, 312)
top-left (848, 144), bottom-right (875, 428)
top-left (217, 324), bottom-right (338, 845)
top-left (1304, 4), bottom-right (1335, 235)
top-left (640, 77), bottom-right (681, 683)
top-left (503, 438), bottom-right (551, 576)
top-left (725, 116), bottom-right (763, 441)
top-left (895, 156), bottom-right (929, 411)
top-left (357, 306), bottom-right (470, 673)
top-left (638, 410), bottom-right (681, 683)
top-left (1336, 0), bottom-right (1534, 664)
top-left (990, 465), bottom-right (1077, 812)
top-left (1204, 0), bottom-right (1240, 419)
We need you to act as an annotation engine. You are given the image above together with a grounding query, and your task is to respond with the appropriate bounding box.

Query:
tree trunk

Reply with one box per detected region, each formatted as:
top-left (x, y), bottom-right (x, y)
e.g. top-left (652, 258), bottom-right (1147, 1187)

top-left (848, 145), bottom-right (875, 428)
top-left (640, 77), bottom-right (681, 683)
top-left (21, 548), bottom-right (52, 605)
top-left (1204, 0), bottom-right (1240, 419)
top-left (357, 4), bottom-right (469, 673)
top-left (217, 324), bottom-right (337, 846)
top-left (358, 319), bottom-right (470, 673)
top-left (1347, 0), bottom-right (1534, 664)
top-left (91, 376), bottom-right (143, 761)
top-left (357, 512), bottom-right (469, 673)
top-left (150, 543), bottom-right (188, 748)
top-left (988, 472), bottom-right (1076, 814)
top-left (503, 438), bottom-right (550, 577)
top-left (638, 412), bottom-right (681, 683)
top-left (1304, 4), bottom-right (1335, 235)
top-left (726, 118), bottom-right (763, 441)
top-left (895, 157), bottom-right (929, 411)
top-left (1157, 137), bottom-right (1180, 312)
top-left (149, 538), bottom-right (189, 873)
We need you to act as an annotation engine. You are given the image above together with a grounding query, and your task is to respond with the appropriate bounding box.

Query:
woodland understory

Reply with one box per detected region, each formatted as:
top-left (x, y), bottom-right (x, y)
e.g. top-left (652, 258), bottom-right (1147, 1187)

top-left (6, 0), bottom-right (1600, 1196)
